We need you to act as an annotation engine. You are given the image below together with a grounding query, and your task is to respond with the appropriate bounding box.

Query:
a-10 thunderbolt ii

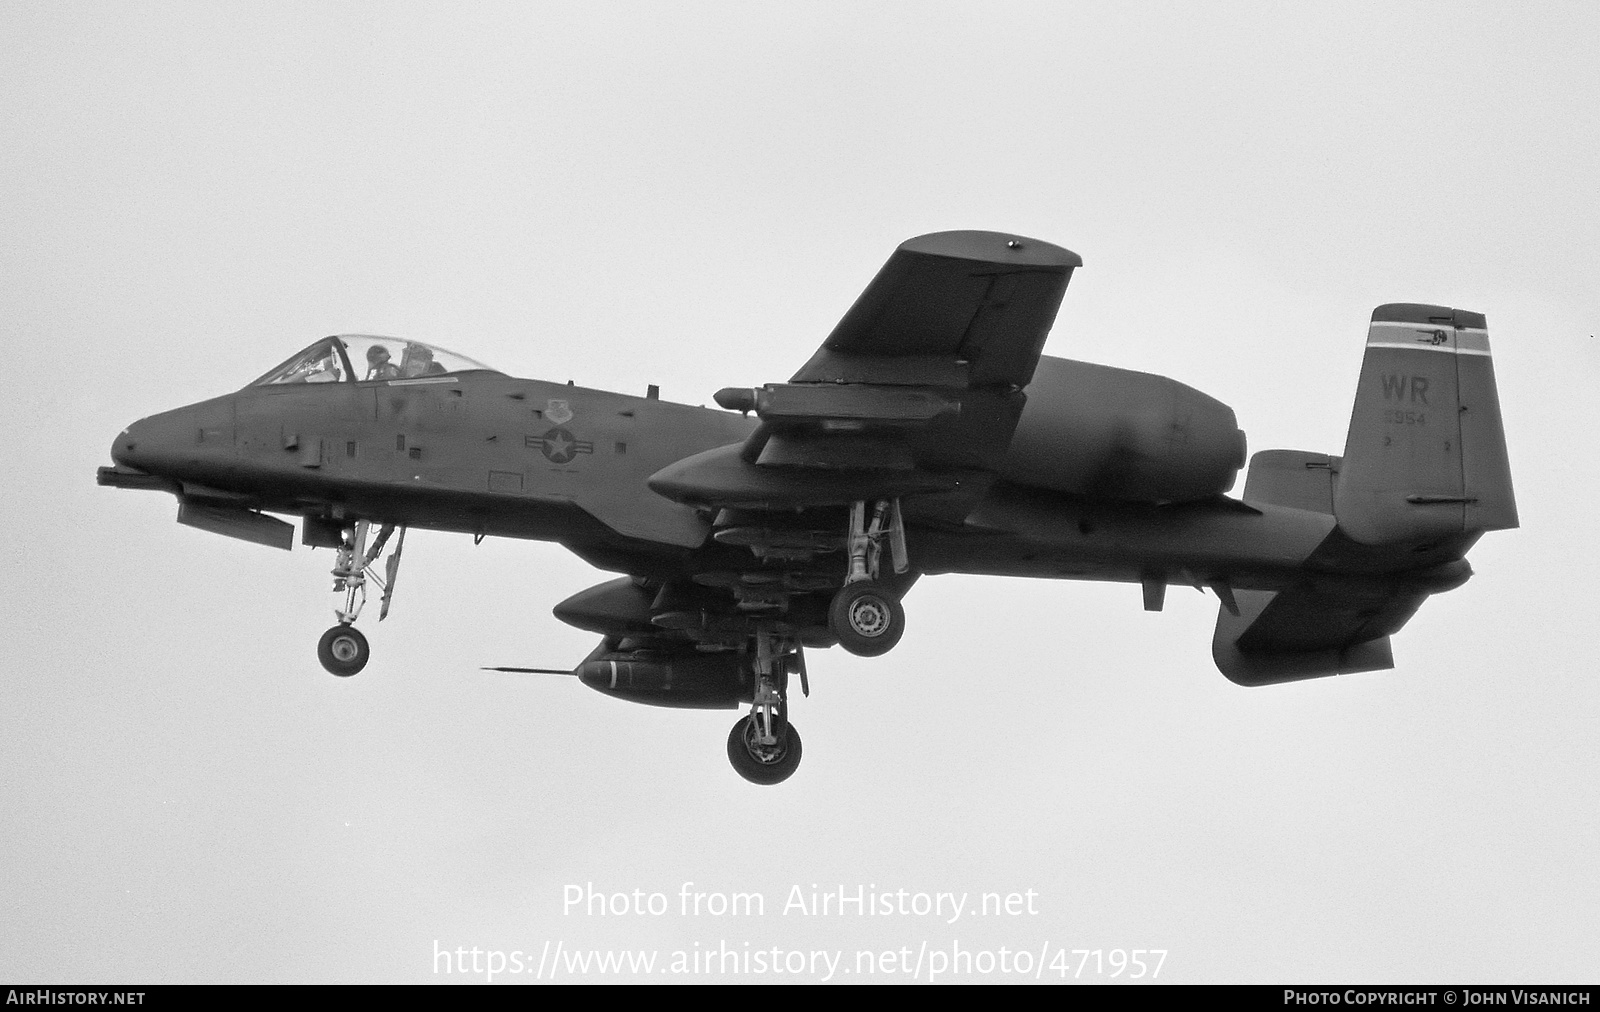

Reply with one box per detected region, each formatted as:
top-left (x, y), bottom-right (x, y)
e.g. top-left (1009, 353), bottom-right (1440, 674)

top-left (99, 231), bottom-right (1517, 784)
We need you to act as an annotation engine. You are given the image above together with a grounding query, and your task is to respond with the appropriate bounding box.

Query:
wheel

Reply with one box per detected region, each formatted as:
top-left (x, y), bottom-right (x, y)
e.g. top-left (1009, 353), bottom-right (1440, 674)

top-left (726, 716), bottom-right (803, 785)
top-left (317, 624), bottom-right (369, 677)
top-left (827, 582), bottom-right (905, 657)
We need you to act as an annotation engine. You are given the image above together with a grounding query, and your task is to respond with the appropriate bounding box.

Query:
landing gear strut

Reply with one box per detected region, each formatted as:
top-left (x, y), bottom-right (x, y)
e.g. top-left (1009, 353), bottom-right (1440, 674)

top-left (727, 629), bottom-right (804, 784)
top-left (827, 498), bottom-right (908, 656)
top-left (316, 519), bottom-right (406, 677)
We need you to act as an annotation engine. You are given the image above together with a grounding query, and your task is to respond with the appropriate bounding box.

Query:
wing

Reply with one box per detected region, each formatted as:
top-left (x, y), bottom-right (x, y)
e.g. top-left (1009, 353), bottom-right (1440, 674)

top-left (792, 230), bottom-right (1082, 389)
top-left (671, 231), bottom-right (1083, 512)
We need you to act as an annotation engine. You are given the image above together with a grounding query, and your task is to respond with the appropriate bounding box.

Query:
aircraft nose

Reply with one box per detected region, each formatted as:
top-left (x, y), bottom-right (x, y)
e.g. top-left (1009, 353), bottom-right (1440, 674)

top-left (111, 407), bottom-right (195, 474)
top-left (109, 422), bottom-right (140, 469)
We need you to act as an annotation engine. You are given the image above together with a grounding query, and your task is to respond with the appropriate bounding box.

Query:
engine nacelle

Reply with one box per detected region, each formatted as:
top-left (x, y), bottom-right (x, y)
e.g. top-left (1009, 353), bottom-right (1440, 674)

top-left (579, 652), bottom-right (751, 709)
top-left (998, 355), bottom-right (1246, 502)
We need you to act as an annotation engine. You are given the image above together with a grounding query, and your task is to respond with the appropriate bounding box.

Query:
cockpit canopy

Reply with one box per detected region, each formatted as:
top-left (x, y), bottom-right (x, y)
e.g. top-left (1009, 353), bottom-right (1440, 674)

top-left (250, 335), bottom-right (497, 387)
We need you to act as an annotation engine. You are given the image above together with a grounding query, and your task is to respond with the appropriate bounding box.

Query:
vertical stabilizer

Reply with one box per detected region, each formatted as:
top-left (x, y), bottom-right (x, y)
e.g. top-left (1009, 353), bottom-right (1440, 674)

top-left (1334, 304), bottom-right (1517, 545)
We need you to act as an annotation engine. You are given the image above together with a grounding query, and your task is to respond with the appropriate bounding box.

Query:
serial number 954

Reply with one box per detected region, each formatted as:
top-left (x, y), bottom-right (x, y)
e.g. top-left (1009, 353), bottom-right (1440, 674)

top-left (1384, 409), bottom-right (1427, 425)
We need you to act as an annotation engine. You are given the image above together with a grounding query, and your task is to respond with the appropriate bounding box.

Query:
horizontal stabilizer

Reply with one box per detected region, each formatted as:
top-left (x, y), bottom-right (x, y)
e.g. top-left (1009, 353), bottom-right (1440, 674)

top-left (1212, 585), bottom-right (1429, 686)
top-left (1241, 450), bottom-right (1339, 514)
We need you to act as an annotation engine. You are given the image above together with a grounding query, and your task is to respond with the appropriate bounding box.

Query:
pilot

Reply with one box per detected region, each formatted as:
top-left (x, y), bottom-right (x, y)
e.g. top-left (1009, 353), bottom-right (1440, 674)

top-left (365, 344), bottom-right (401, 380)
top-left (401, 344), bottom-right (447, 378)
top-left (302, 349), bottom-right (341, 383)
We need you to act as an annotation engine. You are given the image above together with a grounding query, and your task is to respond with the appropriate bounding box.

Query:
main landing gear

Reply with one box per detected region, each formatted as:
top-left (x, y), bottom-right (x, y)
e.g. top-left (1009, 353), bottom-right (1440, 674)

top-left (829, 581), bottom-right (904, 657)
top-left (726, 629), bottom-right (805, 784)
top-left (826, 499), bottom-right (908, 657)
top-left (316, 519), bottom-right (406, 677)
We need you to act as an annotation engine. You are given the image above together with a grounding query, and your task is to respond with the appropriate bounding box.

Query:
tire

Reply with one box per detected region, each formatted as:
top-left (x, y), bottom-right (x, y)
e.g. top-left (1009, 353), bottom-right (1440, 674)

top-left (317, 624), bottom-right (369, 677)
top-left (726, 716), bottom-right (803, 785)
top-left (827, 582), bottom-right (905, 657)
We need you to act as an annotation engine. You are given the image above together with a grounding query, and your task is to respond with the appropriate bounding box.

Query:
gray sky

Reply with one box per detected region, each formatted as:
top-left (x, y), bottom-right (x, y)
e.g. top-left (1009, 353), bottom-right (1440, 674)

top-left (3, 1), bottom-right (1597, 983)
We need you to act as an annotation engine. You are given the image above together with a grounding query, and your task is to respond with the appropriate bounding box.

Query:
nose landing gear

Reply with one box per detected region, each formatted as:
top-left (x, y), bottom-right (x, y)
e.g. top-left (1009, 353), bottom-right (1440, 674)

top-left (727, 629), bottom-right (805, 784)
top-left (727, 714), bottom-right (803, 785)
top-left (317, 624), bottom-right (369, 677)
top-left (315, 519), bottom-right (406, 677)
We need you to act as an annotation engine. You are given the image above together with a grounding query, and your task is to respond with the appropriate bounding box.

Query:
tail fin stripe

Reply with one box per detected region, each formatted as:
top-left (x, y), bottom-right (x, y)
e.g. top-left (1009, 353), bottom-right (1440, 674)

top-left (1365, 321), bottom-right (1492, 355)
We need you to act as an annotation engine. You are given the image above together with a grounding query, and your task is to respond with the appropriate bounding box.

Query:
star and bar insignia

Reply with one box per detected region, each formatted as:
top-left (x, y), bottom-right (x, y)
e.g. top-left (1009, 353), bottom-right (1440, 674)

top-left (526, 427), bottom-right (593, 464)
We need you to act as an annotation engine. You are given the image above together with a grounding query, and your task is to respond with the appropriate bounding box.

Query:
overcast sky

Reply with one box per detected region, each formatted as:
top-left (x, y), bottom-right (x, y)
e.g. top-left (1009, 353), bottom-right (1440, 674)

top-left (3, 1), bottom-right (1597, 984)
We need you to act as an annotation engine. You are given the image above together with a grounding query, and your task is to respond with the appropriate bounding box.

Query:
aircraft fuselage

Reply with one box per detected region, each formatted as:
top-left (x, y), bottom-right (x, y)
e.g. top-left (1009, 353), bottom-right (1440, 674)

top-left (106, 367), bottom-right (1467, 599)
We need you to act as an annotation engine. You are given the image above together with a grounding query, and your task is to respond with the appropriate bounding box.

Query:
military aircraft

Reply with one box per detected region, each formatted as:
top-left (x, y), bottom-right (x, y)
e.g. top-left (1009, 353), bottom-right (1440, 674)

top-left (98, 231), bottom-right (1517, 784)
